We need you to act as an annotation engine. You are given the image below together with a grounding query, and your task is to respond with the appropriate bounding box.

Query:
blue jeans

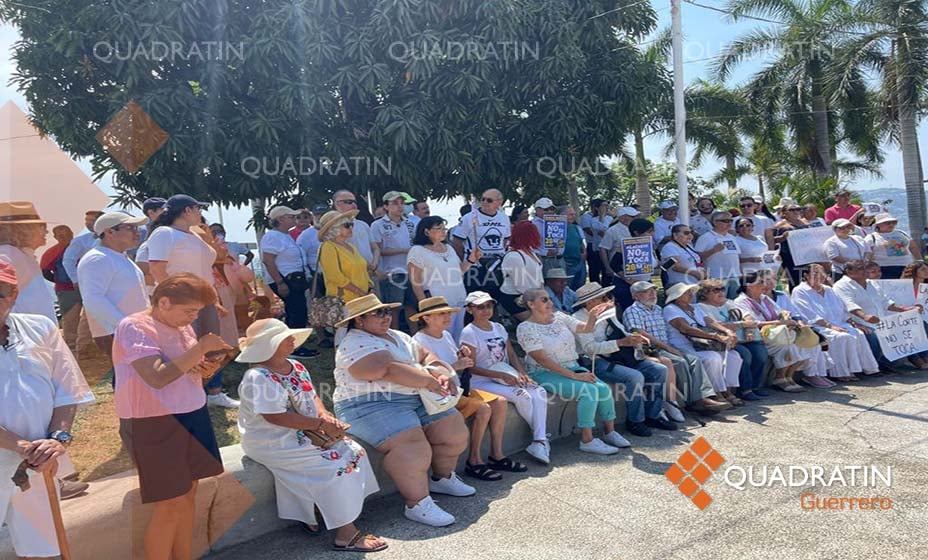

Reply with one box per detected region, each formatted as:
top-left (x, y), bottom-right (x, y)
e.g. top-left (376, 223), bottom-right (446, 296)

top-left (593, 358), bottom-right (667, 423)
top-left (205, 371), bottom-right (224, 392)
top-left (735, 341), bottom-right (768, 393)
top-left (567, 260), bottom-right (587, 291)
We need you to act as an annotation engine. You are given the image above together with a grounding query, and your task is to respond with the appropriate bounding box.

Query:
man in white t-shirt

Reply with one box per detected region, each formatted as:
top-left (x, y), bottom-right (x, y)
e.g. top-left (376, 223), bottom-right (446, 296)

top-left (599, 207), bottom-right (639, 281)
top-left (408, 200), bottom-right (430, 230)
top-left (77, 212), bottom-right (149, 358)
top-left (694, 211), bottom-right (742, 298)
top-left (452, 189), bottom-right (511, 295)
top-left (738, 196), bottom-right (775, 237)
top-left (652, 201), bottom-right (682, 246)
top-left (371, 191), bottom-right (417, 328)
top-left (579, 198), bottom-right (611, 284)
top-left (332, 189), bottom-right (379, 270)
top-left (691, 197), bottom-right (716, 237)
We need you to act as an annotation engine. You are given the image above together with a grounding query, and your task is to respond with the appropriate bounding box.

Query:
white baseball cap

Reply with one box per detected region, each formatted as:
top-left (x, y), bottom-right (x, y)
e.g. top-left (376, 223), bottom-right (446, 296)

top-left (93, 212), bottom-right (147, 235)
top-left (658, 201), bottom-right (679, 210)
top-left (268, 206), bottom-right (301, 220)
top-left (617, 207), bottom-right (641, 217)
top-left (534, 197), bottom-right (555, 209)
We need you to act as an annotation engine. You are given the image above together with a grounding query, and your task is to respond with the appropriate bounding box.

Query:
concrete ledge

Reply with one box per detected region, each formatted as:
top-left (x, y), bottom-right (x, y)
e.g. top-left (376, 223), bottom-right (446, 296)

top-left (0, 396), bottom-right (624, 558)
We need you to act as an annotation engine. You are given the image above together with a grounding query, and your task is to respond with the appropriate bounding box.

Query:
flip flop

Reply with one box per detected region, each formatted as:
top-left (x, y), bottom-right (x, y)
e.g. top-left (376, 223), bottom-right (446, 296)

top-left (333, 530), bottom-right (388, 553)
top-left (464, 462), bottom-right (503, 481)
top-left (487, 456), bottom-right (528, 473)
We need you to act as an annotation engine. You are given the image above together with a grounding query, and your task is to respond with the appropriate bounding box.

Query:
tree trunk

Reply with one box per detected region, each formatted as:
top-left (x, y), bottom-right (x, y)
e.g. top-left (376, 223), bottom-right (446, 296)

top-left (567, 177), bottom-right (581, 213)
top-left (725, 154), bottom-right (737, 195)
top-left (810, 73), bottom-right (833, 177)
top-left (898, 86), bottom-right (925, 239)
top-left (634, 127), bottom-right (651, 214)
top-left (758, 175), bottom-right (765, 203)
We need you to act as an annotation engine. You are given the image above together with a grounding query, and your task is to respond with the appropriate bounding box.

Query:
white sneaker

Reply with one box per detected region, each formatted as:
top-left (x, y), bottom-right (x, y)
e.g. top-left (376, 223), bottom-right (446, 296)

top-left (601, 431), bottom-right (631, 449)
top-left (525, 441), bottom-right (550, 464)
top-left (579, 438), bottom-right (620, 455)
top-left (404, 496), bottom-right (455, 527)
top-left (662, 401), bottom-right (686, 423)
top-left (428, 472), bottom-right (476, 497)
top-left (207, 393), bottom-right (240, 408)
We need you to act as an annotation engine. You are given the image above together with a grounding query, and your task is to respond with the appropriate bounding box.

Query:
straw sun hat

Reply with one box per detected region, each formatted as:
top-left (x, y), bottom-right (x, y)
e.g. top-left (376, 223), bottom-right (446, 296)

top-left (235, 319), bottom-right (313, 363)
top-left (334, 293), bottom-right (401, 328)
top-left (316, 209), bottom-right (359, 241)
top-left (409, 296), bottom-right (461, 322)
top-left (0, 201), bottom-right (46, 225)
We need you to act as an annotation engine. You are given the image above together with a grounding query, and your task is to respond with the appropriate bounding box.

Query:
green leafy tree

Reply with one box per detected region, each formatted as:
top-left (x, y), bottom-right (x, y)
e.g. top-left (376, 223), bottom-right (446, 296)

top-left (0, 0), bottom-right (659, 211)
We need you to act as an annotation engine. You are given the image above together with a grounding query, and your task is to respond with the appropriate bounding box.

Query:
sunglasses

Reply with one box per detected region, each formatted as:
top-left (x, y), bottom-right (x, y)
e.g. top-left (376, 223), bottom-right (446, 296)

top-left (537, 296), bottom-right (551, 303)
top-left (111, 224), bottom-right (139, 232)
top-left (471, 302), bottom-right (495, 310)
top-left (737, 222), bottom-right (753, 228)
top-left (739, 203), bottom-right (754, 208)
top-left (481, 197), bottom-right (498, 203)
top-left (710, 287), bottom-right (725, 293)
top-left (785, 207), bottom-right (801, 212)
top-left (341, 222), bottom-right (354, 229)
top-left (363, 308), bottom-right (391, 318)
top-left (336, 199), bottom-right (357, 205)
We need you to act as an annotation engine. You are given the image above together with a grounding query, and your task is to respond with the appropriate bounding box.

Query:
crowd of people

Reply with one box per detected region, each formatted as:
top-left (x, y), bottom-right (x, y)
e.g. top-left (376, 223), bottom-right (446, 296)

top-left (0, 188), bottom-right (925, 559)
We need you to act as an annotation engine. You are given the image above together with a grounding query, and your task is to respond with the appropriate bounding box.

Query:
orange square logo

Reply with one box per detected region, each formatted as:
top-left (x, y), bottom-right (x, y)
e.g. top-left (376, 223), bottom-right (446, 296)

top-left (666, 438), bottom-right (725, 509)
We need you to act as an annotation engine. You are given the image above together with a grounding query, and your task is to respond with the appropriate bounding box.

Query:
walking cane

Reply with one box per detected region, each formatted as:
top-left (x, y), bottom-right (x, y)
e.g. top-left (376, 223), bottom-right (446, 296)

top-left (43, 469), bottom-right (73, 560)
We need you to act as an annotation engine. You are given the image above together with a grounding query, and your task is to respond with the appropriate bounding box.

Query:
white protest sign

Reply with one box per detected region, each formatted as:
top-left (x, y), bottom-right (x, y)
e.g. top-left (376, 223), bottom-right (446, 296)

top-left (875, 309), bottom-right (928, 361)
top-left (918, 284), bottom-right (928, 321)
top-left (870, 279), bottom-right (916, 307)
top-left (786, 226), bottom-right (833, 266)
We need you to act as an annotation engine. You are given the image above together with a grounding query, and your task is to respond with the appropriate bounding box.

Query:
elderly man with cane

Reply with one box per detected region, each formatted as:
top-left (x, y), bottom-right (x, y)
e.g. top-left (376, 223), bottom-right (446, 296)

top-left (0, 260), bottom-right (95, 559)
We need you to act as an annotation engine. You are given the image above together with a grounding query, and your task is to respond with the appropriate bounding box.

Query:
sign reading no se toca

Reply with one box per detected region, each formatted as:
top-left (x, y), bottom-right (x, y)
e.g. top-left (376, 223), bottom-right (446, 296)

top-left (543, 214), bottom-right (567, 249)
top-left (875, 309), bottom-right (928, 361)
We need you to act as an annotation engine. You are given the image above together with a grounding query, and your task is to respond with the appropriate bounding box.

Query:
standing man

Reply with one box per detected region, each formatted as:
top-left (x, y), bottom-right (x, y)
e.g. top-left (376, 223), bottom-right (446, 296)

top-left (77, 212), bottom-right (149, 361)
top-left (289, 209), bottom-right (314, 240)
top-left (580, 198), bottom-right (610, 284)
top-left (408, 200), bottom-right (430, 229)
top-left (40, 225), bottom-right (83, 352)
top-left (452, 189), bottom-right (511, 297)
top-left (531, 197), bottom-right (566, 273)
top-left (738, 195), bottom-right (775, 241)
top-left (371, 191), bottom-right (417, 328)
top-left (62, 209), bottom-right (104, 357)
top-left (599, 207), bottom-right (640, 282)
top-left (691, 197), bottom-right (717, 237)
top-left (824, 189), bottom-right (862, 225)
top-left (652, 201), bottom-right (682, 246)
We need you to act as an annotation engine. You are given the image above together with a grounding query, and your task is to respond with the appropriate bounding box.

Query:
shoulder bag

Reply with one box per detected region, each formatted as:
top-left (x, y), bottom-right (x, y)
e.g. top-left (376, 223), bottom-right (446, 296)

top-left (308, 242), bottom-right (347, 329)
top-left (258, 367), bottom-right (342, 449)
top-left (677, 305), bottom-right (728, 352)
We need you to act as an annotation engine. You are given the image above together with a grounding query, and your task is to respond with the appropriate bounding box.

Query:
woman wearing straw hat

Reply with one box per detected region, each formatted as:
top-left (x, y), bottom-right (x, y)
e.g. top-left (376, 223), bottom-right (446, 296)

top-left (0, 260), bottom-right (95, 559)
top-left (864, 213), bottom-right (920, 279)
top-left (317, 209), bottom-right (373, 303)
top-left (0, 201), bottom-right (57, 322)
top-left (412, 297), bottom-right (525, 482)
top-left (332, 294), bottom-right (473, 527)
top-left (236, 319), bottom-right (386, 552)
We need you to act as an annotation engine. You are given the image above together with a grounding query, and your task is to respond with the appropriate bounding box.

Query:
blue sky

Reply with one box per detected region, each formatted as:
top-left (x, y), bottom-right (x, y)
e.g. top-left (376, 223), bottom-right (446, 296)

top-left (1, 2), bottom-right (925, 240)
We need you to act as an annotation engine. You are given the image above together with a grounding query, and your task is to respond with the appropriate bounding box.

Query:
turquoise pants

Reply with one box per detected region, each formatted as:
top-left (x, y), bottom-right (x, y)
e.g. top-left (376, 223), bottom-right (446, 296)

top-left (530, 365), bottom-right (616, 429)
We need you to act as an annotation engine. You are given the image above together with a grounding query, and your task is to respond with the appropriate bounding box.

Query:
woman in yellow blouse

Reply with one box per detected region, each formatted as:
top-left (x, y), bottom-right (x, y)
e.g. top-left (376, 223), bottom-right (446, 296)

top-left (317, 210), bottom-right (373, 302)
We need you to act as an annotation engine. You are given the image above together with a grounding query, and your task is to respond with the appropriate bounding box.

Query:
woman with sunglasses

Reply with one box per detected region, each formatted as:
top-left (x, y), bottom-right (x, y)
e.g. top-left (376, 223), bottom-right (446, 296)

top-left (333, 294), bottom-right (472, 527)
top-left (765, 203), bottom-right (810, 289)
top-left (734, 218), bottom-right (773, 274)
top-left (317, 210), bottom-right (374, 304)
top-left (516, 288), bottom-right (626, 455)
top-left (408, 216), bottom-right (478, 341)
top-left (659, 224), bottom-right (705, 289)
top-left (694, 211), bottom-right (743, 298)
top-left (865, 213), bottom-right (920, 279)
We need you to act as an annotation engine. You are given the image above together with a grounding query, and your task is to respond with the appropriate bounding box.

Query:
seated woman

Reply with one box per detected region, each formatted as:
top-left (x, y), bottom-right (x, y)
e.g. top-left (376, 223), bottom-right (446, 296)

top-left (460, 291), bottom-right (552, 464)
top-left (515, 288), bottom-right (627, 455)
top-left (792, 264), bottom-right (880, 381)
top-left (236, 319), bottom-right (385, 553)
top-left (663, 283), bottom-right (745, 406)
top-left (696, 279), bottom-right (770, 401)
top-left (332, 294), bottom-right (472, 528)
top-left (731, 272), bottom-right (808, 392)
top-left (411, 297), bottom-right (525, 482)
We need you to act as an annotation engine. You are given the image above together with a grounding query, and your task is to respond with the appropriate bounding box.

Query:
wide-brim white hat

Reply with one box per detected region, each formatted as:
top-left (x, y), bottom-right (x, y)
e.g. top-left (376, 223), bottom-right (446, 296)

top-left (235, 318), bottom-right (313, 363)
top-left (665, 283), bottom-right (698, 304)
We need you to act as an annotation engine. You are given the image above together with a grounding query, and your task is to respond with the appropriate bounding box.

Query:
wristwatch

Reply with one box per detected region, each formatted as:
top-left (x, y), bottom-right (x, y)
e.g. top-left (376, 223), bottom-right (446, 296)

top-left (48, 430), bottom-right (73, 445)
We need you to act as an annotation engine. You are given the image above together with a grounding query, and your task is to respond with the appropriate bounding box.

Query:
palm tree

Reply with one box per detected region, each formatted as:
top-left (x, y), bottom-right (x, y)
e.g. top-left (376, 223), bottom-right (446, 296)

top-left (829, 0), bottom-right (928, 236)
top-left (714, 0), bottom-right (881, 180)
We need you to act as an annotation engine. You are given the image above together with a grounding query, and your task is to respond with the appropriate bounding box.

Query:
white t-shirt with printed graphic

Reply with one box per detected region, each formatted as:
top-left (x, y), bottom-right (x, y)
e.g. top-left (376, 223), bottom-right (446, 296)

top-left (452, 209), bottom-right (511, 259)
top-left (460, 322), bottom-right (510, 374)
top-left (694, 230), bottom-right (741, 279)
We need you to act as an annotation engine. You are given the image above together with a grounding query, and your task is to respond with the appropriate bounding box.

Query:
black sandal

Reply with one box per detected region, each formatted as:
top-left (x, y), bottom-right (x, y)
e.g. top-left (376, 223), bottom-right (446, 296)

top-left (487, 456), bottom-right (528, 473)
top-left (464, 462), bottom-right (503, 481)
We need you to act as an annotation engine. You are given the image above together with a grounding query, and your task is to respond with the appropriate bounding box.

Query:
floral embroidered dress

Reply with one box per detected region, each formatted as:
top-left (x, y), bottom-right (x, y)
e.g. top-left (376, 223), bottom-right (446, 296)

top-left (237, 359), bottom-right (379, 529)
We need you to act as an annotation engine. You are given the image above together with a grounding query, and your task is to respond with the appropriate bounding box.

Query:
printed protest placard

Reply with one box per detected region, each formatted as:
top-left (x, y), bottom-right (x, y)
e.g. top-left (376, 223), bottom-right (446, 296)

top-left (621, 236), bottom-right (654, 278)
top-left (543, 214), bottom-right (567, 250)
top-left (786, 226), bottom-right (833, 266)
top-left (875, 309), bottom-right (928, 361)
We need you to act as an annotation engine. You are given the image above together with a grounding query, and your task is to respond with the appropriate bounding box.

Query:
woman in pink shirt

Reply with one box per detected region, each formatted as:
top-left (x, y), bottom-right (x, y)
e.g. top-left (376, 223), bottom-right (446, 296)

top-left (113, 273), bottom-right (233, 560)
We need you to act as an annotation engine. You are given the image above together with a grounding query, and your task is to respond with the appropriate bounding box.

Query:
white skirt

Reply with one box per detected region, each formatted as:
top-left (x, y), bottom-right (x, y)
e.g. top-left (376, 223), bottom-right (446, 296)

top-left (243, 438), bottom-right (379, 529)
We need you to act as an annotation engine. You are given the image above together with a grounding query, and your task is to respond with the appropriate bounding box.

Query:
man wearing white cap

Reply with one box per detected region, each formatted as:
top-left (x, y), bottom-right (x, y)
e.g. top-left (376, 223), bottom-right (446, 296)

top-left (531, 197), bottom-right (566, 273)
top-left (77, 212), bottom-right (149, 358)
top-left (599, 206), bottom-right (639, 281)
top-left (371, 191), bottom-right (417, 328)
top-left (653, 201), bottom-right (682, 246)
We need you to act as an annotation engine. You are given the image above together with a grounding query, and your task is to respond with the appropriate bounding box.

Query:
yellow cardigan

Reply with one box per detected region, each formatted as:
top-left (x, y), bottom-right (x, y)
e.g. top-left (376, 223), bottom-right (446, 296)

top-left (319, 241), bottom-right (372, 301)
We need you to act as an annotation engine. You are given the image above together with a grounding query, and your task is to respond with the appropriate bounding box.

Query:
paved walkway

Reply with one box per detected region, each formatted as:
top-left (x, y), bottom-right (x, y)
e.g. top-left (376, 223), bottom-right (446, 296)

top-left (210, 372), bottom-right (928, 560)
